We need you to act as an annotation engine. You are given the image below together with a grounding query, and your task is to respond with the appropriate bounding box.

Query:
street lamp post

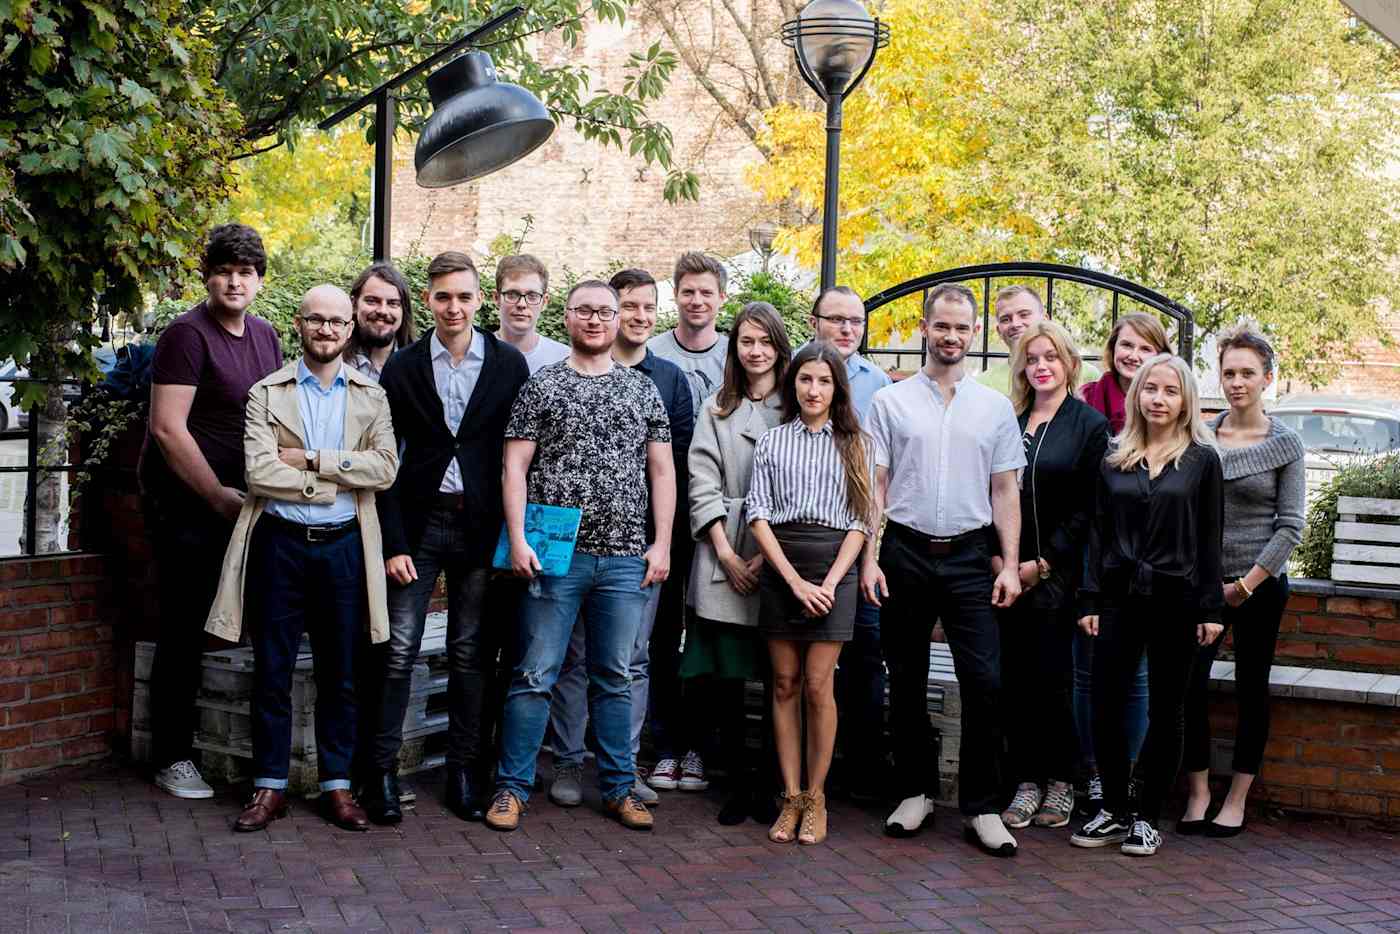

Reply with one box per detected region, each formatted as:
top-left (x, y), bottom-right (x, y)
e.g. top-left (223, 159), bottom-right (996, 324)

top-left (781, 0), bottom-right (888, 293)
top-left (749, 221), bottom-right (779, 274)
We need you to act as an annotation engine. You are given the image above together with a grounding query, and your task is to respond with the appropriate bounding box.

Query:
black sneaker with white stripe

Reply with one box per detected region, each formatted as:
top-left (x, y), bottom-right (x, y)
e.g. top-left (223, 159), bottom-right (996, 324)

top-left (1121, 818), bottom-right (1162, 856)
top-left (1070, 809), bottom-right (1131, 847)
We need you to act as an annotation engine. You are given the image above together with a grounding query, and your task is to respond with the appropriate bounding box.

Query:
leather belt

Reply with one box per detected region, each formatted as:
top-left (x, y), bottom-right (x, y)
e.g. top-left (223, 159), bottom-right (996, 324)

top-left (435, 493), bottom-right (466, 511)
top-left (886, 520), bottom-right (987, 556)
top-left (261, 513), bottom-right (359, 544)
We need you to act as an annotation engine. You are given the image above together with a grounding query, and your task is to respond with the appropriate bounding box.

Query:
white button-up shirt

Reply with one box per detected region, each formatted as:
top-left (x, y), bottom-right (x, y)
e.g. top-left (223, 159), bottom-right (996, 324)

top-left (431, 330), bottom-right (485, 494)
top-left (867, 369), bottom-right (1025, 538)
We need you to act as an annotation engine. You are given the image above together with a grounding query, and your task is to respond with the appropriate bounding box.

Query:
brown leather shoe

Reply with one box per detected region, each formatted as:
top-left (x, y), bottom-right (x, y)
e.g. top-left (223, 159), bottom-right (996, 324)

top-left (484, 789), bottom-right (523, 831)
top-left (234, 788), bottom-right (288, 832)
top-left (321, 789), bottom-right (369, 832)
top-left (605, 792), bottom-right (654, 832)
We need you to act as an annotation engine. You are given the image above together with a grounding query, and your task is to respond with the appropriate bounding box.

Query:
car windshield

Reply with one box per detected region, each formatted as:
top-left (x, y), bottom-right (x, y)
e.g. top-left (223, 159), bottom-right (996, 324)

top-left (1275, 411), bottom-right (1400, 454)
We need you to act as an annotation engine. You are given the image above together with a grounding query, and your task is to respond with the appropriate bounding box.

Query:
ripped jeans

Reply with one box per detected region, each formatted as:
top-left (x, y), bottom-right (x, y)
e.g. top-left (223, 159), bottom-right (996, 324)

top-left (494, 553), bottom-right (652, 804)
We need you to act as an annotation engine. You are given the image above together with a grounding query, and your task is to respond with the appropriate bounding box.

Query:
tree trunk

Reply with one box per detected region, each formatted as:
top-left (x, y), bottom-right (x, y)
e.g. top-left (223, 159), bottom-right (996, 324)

top-left (32, 380), bottom-right (69, 554)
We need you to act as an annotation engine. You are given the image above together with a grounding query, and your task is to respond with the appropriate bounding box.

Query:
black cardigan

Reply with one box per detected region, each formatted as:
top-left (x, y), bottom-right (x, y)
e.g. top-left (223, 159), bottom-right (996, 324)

top-left (375, 328), bottom-right (529, 564)
top-left (1018, 396), bottom-right (1110, 594)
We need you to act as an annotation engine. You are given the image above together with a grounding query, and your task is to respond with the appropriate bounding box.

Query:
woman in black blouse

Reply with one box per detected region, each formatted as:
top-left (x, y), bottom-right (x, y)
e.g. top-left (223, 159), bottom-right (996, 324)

top-left (996, 322), bottom-right (1109, 832)
top-left (1071, 353), bottom-right (1223, 858)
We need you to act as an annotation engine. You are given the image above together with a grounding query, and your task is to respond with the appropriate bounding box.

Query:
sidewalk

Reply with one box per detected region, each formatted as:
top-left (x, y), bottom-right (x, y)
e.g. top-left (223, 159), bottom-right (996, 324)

top-left (2, 760), bottom-right (1400, 933)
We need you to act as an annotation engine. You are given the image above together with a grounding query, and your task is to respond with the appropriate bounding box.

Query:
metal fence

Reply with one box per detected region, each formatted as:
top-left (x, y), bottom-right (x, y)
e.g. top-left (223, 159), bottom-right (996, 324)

top-left (0, 375), bottom-right (87, 557)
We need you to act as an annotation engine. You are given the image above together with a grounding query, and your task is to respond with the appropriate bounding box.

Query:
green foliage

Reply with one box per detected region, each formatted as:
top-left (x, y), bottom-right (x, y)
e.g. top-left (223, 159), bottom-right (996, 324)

top-left (195, 0), bottom-right (699, 202)
top-left (1, 0), bottom-right (239, 400)
top-left (717, 270), bottom-right (814, 347)
top-left (1296, 452), bottom-right (1400, 579)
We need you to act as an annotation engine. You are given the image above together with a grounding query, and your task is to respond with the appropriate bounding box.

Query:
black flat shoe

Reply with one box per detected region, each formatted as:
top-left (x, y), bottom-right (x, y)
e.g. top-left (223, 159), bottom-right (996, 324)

top-left (364, 770), bottom-right (402, 825)
top-left (749, 790), bottom-right (779, 825)
top-left (717, 790), bottom-right (750, 826)
top-left (1206, 819), bottom-right (1246, 838)
top-left (1176, 818), bottom-right (1208, 836)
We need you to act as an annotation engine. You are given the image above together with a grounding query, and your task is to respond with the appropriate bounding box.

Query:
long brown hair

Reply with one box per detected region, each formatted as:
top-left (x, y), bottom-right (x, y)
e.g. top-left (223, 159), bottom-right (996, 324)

top-left (713, 302), bottom-right (791, 417)
top-left (780, 342), bottom-right (873, 526)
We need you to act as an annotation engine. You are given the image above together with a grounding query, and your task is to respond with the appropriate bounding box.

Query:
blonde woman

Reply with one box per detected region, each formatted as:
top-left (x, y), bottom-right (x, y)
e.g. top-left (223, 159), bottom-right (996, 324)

top-left (996, 322), bottom-right (1109, 831)
top-left (1071, 354), bottom-right (1223, 858)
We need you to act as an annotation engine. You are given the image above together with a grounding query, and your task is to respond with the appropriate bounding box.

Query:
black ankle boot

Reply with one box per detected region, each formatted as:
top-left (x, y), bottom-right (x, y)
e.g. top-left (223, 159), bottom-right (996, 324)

top-left (717, 787), bottom-right (751, 826)
top-left (364, 770), bottom-right (402, 825)
top-left (445, 767), bottom-right (485, 822)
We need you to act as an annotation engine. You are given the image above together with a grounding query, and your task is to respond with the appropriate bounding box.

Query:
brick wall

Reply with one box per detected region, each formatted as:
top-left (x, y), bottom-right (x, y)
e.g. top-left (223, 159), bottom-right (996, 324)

top-left (0, 555), bottom-right (114, 783)
top-left (1263, 587), bottom-right (1400, 672)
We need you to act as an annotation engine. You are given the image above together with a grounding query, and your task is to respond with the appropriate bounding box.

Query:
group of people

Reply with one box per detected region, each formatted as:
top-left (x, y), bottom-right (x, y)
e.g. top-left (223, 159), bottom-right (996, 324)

top-left (138, 222), bottom-right (1304, 861)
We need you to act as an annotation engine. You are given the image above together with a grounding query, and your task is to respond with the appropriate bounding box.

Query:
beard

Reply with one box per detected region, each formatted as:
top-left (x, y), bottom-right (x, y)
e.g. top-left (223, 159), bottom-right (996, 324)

top-left (356, 324), bottom-right (397, 349)
top-left (304, 342), bottom-right (345, 364)
top-left (933, 342), bottom-right (967, 365)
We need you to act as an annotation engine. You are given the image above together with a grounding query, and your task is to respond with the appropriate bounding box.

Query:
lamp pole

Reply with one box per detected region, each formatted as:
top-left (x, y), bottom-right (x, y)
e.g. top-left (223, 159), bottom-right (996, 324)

top-left (781, 0), bottom-right (888, 293)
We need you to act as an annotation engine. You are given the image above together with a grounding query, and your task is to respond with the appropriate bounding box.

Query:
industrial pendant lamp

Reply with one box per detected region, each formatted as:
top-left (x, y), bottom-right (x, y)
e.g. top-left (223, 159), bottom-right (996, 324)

top-left (414, 51), bottom-right (555, 188)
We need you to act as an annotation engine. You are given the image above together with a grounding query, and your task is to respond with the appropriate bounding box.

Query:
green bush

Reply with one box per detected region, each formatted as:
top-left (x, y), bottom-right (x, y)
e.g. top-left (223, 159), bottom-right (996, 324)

top-left (1295, 450), bottom-right (1400, 579)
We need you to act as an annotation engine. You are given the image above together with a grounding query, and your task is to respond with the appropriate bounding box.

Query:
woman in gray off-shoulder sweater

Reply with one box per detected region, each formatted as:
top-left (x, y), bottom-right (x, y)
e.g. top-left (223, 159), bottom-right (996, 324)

top-left (1180, 327), bottom-right (1305, 838)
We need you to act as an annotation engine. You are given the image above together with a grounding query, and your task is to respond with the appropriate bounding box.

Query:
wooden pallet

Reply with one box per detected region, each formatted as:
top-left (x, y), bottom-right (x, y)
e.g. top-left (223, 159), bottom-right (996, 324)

top-left (1333, 496), bottom-right (1400, 586)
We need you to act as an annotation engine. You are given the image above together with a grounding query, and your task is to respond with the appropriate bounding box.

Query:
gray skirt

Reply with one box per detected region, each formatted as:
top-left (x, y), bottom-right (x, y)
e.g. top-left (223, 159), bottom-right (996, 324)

top-left (759, 523), bottom-right (857, 642)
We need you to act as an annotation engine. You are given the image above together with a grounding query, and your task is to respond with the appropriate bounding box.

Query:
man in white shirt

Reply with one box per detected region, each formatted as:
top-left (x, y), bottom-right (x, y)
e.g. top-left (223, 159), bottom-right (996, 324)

top-left (493, 254), bottom-right (569, 375)
top-left (863, 283), bottom-right (1026, 856)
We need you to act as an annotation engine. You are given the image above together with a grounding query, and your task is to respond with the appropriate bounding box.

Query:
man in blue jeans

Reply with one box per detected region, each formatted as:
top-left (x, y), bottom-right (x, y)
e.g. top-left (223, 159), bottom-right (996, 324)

top-left (487, 279), bottom-right (676, 833)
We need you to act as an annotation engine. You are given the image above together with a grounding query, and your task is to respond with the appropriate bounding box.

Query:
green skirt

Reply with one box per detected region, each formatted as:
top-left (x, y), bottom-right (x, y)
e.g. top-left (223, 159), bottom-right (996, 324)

top-left (680, 616), bottom-right (765, 682)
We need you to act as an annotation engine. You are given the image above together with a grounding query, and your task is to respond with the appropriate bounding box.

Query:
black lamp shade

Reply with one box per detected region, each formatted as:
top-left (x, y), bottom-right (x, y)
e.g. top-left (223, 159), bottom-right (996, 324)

top-left (414, 51), bottom-right (555, 188)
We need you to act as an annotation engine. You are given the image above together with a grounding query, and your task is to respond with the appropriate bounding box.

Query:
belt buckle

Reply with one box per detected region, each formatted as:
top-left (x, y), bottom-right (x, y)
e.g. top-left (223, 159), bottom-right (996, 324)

top-left (927, 535), bottom-right (954, 555)
top-left (304, 524), bottom-right (333, 544)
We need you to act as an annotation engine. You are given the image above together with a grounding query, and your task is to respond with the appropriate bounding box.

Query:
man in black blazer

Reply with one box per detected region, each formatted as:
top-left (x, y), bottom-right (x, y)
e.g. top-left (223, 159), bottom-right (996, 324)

top-left (362, 251), bottom-right (529, 824)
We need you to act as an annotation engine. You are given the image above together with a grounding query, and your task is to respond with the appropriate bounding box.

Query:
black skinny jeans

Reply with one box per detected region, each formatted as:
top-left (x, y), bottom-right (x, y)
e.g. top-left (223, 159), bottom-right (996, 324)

top-left (1184, 575), bottom-right (1289, 776)
top-left (1092, 596), bottom-right (1199, 824)
top-left (997, 600), bottom-right (1076, 788)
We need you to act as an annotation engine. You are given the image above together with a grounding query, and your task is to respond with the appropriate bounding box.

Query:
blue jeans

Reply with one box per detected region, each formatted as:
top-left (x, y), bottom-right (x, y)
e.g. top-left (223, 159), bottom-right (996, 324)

top-left (548, 582), bottom-right (662, 768)
top-left (1073, 629), bottom-right (1148, 768)
top-left (247, 519), bottom-right (362, 793)
top-left (495, 554), bottom-right (652, 803)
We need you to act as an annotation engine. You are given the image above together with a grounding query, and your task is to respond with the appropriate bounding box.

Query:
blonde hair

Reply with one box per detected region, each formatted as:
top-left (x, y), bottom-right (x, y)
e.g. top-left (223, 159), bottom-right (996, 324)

top-left (1009, 320), bottom-right (1083, 415)
top-left (1107, 353), bottom-right (1215, 477)
top-left (1104, 313), bottom-right (1170, 381)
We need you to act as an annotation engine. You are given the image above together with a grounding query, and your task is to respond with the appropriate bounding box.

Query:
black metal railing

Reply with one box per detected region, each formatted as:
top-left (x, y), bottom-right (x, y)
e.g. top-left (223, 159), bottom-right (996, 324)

top-left (860, 261), bottom-right (1195, 372)
top-left (0, 375), bottom-right (87, 557)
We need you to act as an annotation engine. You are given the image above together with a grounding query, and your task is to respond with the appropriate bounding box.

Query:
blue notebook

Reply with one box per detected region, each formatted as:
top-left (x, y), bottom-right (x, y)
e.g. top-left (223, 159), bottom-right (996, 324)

top-left (491, 503), bottom-right (584, 577)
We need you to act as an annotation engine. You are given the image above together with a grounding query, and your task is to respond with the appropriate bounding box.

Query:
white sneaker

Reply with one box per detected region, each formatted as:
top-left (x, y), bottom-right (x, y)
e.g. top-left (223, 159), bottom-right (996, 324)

top-left (154, 760), bottom-right (214, 799)
top-left (649, 757), bottom-right (679, 790)
top-left (884, 794), bottom-right (935, 838)
top-left (965, 813), bottom-right (1017, 857)
top-left (632, 771), bottom-right (659, 806)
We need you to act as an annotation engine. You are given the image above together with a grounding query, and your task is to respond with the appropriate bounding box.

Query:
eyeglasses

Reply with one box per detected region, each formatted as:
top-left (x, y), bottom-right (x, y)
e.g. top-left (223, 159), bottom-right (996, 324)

top-left (301, 315), bottom-right (353, 332)
top-left (813, 312), bottom-right (865, 330)
top-left (500, 289), bottom-right (545, 306)
top-left (359, 296), bottom-right (402, 310)
top-left (568, 305), bottom-right (618, 321)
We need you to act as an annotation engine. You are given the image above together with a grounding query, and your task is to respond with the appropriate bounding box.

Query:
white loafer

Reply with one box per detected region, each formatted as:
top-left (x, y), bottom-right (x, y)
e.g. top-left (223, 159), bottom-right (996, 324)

top-left (884, 794), bottom-right (935, 838)
top-left (965, 813), bottom-right (1017, 857)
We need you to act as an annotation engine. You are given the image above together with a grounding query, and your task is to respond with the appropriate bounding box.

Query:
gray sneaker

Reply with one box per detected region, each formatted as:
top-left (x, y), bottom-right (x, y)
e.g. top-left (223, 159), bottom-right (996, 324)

top-left (154, 760), bottom-right (214, 799)
top-left (549, 763), bottom-right (584, 807)
top-left (632, 771), bottom-right (659, 806)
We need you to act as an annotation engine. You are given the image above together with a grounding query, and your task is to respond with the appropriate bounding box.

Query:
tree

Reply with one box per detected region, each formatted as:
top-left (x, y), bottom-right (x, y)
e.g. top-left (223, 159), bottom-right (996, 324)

top-left (745, 0), bottom-right (1040, 345)
top-left (1, 0), bottom-right (239, 549)
top-left (194, 0), bottom-right (700, 201)
top-left (985, 0), bottom-right (1400, 383)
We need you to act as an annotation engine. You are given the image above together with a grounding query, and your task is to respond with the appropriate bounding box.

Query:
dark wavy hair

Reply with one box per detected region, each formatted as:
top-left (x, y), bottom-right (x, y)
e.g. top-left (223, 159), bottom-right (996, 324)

top-left (345, 262), bottom-right (415, 356)
top-left (714, 301), bottom-right (791, 418)
top-left (780, 341), bottom-right (873, 526)
top-left (201, 223), bottom-right (266, 278)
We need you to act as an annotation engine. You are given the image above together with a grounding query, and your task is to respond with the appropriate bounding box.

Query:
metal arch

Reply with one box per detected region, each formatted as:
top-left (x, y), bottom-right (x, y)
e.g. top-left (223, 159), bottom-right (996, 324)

top-left (862, 261), bottom-right (1196, 362)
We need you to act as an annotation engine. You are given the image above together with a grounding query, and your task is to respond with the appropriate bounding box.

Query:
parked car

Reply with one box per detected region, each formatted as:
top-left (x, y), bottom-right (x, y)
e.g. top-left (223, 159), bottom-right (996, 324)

top-left (0, 359), bottom-right (19, 432)
top-left (1271, 394), bottom-right (1400, 501)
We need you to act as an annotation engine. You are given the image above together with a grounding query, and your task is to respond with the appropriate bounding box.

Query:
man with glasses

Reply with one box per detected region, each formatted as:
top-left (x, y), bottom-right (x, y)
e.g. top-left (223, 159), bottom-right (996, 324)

top-left (204, 285), bottom-right (398, 833)
top-left (487, 280), bottom-right (675, 833)
top-left (493, 254), bottom-right (568, 374)
top-left (807, 286), bottom-right (892, 802)
top-left (364, 252), bottom-right (530, 825)
top-left (343, 261), bottom-right (416, 382)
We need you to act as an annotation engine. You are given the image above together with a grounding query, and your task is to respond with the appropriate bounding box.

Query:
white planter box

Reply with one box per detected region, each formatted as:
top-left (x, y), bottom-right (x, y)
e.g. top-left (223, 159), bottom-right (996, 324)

top-left (1332, 496), bottom-right (1400, 586)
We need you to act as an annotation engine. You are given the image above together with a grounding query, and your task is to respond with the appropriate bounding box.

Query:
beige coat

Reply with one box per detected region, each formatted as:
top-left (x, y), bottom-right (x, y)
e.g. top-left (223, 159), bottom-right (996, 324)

top-left (687, 392), bottom-right (784, 627)
top-left (205, 360), bottom-right (399, 643)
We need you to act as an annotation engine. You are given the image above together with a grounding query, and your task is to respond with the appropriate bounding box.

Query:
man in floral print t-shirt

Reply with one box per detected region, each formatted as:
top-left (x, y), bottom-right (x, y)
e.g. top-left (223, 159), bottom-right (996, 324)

top-left (487, 279), bottom-right (676, 835)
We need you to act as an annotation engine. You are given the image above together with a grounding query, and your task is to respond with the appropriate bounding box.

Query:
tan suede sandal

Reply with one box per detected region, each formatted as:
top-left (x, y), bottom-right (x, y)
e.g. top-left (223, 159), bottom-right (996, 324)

top-left (798, 789), bottom-right (827, 845)
top-left (769, 791), bottom-right (807, 843)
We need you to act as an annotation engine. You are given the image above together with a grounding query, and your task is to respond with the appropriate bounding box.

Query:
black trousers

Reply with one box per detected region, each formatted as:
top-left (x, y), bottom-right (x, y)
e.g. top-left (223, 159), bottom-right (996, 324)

top-left (997, 599), bottom-right (1076, 787)
top-left (1092, 596), bottom-right (1199, 824)
top-left (1184, 575), bottom-right (1289, 776)
top-left (836, 597), bottom-right (886, 774)
top-left (647, 541), bottom-right (692, 760)
top-left (880, 527), bottom-right (1004, 816)
top-left (147, 499), bottom-right (233, 770)
top-left (247, 519), bottom-right (363, 786)
top-left (374, 506), bottom-right (492, 773)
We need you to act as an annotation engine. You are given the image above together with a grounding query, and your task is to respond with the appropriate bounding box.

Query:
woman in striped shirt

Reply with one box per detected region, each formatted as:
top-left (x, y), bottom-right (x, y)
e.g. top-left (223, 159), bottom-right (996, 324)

top-left (748, 341), bottom-right (873, 846)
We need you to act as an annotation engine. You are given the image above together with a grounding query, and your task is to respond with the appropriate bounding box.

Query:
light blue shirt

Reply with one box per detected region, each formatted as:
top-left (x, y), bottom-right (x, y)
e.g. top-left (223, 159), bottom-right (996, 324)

top-left (432, 330), bottom-right (486, 493)
top-left (263, 361), bottom-right (356, 526)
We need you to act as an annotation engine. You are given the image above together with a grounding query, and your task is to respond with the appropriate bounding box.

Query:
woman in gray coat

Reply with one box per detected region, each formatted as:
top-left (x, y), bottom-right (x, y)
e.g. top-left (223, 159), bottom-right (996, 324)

top-left (684, 302), bottom-right (791, 826)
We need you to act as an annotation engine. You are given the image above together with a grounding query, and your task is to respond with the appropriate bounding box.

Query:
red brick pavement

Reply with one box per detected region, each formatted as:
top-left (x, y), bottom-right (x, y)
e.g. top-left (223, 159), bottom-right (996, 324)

top-left (2, 760), bottom-right (1400, 932)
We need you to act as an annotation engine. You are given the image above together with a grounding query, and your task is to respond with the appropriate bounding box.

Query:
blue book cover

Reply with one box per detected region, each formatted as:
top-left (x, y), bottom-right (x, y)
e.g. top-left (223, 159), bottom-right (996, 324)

top-left (491, 503), bottom-right (584, 577)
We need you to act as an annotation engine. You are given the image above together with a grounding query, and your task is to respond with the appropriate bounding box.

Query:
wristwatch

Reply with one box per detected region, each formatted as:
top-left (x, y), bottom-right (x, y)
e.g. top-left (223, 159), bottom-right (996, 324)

top-left (1037, 558), bottom-right (1051, 581)
top-left (305, 449), bottom-right (318, 470)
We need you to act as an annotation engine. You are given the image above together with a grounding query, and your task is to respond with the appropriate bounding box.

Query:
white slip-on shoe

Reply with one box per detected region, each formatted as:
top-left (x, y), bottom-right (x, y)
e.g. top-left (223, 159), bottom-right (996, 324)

top-left (965, 813), bottom-right (1017, 857)
top-left (154, 760), bottom-right (214, 799)
top-left (884, 794), bottom-right (935, 838)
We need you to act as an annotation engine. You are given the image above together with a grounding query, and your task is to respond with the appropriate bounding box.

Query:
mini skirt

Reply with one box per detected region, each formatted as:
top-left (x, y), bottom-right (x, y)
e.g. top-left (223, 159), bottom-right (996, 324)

top-left (758, 522), bottom-right (856, 643)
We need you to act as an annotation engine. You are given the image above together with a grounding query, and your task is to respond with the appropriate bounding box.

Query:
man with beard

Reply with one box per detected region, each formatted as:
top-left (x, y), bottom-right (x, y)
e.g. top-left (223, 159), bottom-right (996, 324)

top-left (344, 262), bottom-right (416, 381)
top-left (861, 283), bottom-right (1025, 856)
top-left (203, 285), bottom-right (398, 832)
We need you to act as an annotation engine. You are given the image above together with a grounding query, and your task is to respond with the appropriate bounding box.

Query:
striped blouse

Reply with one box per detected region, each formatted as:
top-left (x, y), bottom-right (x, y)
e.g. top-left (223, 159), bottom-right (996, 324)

top-left (747, 419), bottom-right (870, 534)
